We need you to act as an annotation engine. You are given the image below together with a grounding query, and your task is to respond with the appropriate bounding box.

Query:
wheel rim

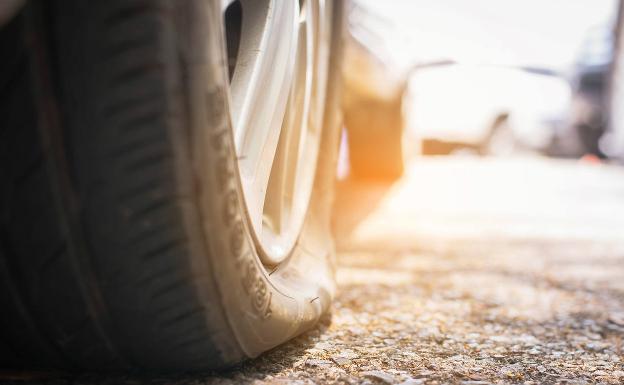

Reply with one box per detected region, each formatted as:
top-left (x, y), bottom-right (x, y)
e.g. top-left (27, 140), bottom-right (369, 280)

top-left (223, 0), bottom-right (329, 265)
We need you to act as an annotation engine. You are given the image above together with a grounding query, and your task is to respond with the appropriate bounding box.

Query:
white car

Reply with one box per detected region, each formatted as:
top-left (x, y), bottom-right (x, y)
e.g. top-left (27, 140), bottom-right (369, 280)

top-left (407, 64), bottom-right (571, 155)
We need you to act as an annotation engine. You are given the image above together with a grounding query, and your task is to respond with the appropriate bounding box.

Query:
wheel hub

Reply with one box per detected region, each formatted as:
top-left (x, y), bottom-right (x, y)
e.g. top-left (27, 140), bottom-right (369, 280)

top-left (224, 0), bottom-right (328, 265)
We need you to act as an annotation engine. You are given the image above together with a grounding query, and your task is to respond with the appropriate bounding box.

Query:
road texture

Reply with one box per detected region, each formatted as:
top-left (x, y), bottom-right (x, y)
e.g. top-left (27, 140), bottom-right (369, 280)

top-left (5, 156), bottom-right (624, 384)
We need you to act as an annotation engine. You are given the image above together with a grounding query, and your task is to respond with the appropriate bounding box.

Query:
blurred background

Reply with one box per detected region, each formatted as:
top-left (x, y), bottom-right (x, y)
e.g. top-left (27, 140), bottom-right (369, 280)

top-left (333, 0), bottom-right (624, 293)
top-left (340, 0), bottom-right (623, 177)
top-left (324, 4), bottom-right (624, 382)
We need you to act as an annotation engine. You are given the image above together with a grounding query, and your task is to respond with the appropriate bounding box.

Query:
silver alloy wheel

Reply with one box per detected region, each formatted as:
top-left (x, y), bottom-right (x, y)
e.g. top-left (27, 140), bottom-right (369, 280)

top-left (224, 0), bottom-right (329, 265)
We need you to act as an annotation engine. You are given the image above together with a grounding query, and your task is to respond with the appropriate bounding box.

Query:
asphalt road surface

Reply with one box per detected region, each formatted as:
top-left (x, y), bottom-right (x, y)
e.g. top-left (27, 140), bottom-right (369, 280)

top-left (5, 156), bottom-right (624, 384)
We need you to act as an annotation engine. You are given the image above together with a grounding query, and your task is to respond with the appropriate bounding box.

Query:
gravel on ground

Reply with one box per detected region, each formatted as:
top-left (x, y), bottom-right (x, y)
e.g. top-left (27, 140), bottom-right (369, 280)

top-left (4, 157), bottom-right (624, 385)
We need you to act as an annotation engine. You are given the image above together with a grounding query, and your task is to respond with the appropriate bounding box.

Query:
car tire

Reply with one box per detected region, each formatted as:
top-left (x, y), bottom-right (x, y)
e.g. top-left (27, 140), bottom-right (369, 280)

top-left (344, 92), bottom-right (405, 180)
top-left (0, 0), bottom-right (344, 371)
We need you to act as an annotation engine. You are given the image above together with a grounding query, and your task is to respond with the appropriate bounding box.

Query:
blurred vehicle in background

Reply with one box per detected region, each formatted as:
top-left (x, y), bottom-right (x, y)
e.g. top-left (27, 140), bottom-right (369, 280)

top-left (407, 65), bottom-right (571, 156)
top-left (551, 26), bottom-right (615, 158)
top-left (341, 2), bottom-right (408, 180)
top-left (605, 1), bottom-right (624, 160)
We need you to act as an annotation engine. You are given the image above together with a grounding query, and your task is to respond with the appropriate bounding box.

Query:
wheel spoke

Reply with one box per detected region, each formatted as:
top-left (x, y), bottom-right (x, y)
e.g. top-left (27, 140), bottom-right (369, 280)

top-left (263, 16), bottom-right (309, 235)
top-left (228, 0), bottom-right (299, 231)
top-left (221, 0), bottom-right (237, 12)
